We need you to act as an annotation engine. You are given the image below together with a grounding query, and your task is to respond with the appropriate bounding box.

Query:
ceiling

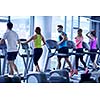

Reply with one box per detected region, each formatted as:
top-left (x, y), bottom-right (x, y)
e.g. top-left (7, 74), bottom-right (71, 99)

top-left (83, 16), bottom-right (100, 21)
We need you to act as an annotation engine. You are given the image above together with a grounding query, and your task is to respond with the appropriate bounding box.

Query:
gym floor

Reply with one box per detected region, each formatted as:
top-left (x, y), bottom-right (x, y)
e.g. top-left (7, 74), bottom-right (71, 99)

top-left (70, 68), bottom-right (100, 83)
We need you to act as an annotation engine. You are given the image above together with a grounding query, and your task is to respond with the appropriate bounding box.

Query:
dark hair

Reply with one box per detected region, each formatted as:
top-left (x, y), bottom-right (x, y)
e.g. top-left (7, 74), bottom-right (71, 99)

top-left (7, 22), bottom-right (13, 30)
top-left (91, 30), bottom-right (96, 37)
top-left (35, 27), bottom-right (41, 35)
top-left (78, 28), bottom-right (83, 37)
top-left (78, 28), bottom-right (82, 33)
top-left (57, 25), bottom-right (63, 29)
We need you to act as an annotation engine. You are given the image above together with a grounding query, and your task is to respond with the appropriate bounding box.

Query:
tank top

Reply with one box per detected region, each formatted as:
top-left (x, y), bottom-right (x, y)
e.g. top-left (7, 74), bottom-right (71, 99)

top-left (58, 32), bottom-right (67, 49)
top-left (75, 36), bottom-right (83, 49)
top-left (34, 34), bottom-right (42, 48)
top-left (90, 37), bottom-right (97, 49)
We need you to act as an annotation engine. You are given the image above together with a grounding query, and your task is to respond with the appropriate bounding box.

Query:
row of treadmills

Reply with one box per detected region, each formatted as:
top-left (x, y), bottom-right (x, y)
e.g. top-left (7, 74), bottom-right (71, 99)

top-left (0, 39), bottom-right (100, 83)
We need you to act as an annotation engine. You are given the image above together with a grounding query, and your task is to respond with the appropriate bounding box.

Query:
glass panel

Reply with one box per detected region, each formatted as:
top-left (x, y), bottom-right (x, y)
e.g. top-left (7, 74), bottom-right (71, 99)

top-left (10, 16), bottom-right (31, 73)
top-left (66, 16), bottom-right (72, 40)
top-left (0, 22), bottom-right (7, 38)
top-left (73, 29), bottom-right (78, 42)
top-left (51, 16), bottom-right (65, 69)
top-left (51, 16), bottom-right (65, 41)
top-left (73, 16), bottom-right (78, 27)
top-left (0, 16), bottom-right (8, 21)
top-left (0, 16), bottom-right (8, 38)
top-left (80, 16), bottom-right (90, 43)
top-left (0, 19), bottom-right (8, 75)
top-left (11, 16), bottom-right (30, 39)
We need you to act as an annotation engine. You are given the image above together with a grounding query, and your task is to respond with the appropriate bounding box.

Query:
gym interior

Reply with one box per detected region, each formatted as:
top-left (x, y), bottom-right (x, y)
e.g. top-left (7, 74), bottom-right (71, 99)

top-left (0, 16), bottom-right (100, 83)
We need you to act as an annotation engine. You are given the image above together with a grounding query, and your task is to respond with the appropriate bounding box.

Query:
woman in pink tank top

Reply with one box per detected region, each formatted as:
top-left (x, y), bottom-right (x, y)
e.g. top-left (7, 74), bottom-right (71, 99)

top-left (75, 36), bottom-right (83, 49)
top-left (74, 29), bottom-right (88, 75)
top-left (86, 30), bottom-right (99, 71)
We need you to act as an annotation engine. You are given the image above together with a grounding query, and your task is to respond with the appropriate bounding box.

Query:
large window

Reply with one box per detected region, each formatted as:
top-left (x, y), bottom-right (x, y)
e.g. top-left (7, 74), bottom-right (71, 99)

top-left (51, 16), bottom-right (65, 69)
top-left (51, 16), bottom-right (65, 40)
top-left (66, 16), bottom-right (72, 40)
top-left (80, 16), bottom-right (90, 43)
top-left (0, 22), bottom-right (7, 38)
top-left (10, 16), bottom-right (30, 39)
top-left (72, 16), bottom-right (80, 41)
top-left (0, 16), bottom-right (9, 38)
top-left (66, 16), bottom-right (80, 41)
top-left (51, 16), bottom-right (90, 70)
top-left (66, 16), bottom-right (90, 42)
top-left (10, 16), bottom-right (31, 73)
top-left (73, 16), bottom-right (79, 27)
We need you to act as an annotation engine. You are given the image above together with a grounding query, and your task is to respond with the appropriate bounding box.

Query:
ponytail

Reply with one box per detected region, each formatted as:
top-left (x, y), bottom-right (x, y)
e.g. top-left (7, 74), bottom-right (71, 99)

top-left (35, 27), bottom-right (41, 35)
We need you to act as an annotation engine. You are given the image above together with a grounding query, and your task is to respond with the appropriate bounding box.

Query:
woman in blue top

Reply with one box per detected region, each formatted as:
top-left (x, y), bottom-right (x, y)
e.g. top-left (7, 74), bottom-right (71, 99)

top-left (57, 25), bottom-right (74, 77)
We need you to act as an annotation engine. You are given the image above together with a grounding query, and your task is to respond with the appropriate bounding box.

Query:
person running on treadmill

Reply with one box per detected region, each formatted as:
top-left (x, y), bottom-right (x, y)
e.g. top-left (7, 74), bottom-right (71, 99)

top-left (75, 29), bottom-right (88, 74)
top-left (57, 25), bottom-right (74, 77)
top-left (0, 22), bottom-right (20, 75)
top-left (25, 27), bottom-right (46, 72)
top-left (86, 30), bottom-right (99, 71)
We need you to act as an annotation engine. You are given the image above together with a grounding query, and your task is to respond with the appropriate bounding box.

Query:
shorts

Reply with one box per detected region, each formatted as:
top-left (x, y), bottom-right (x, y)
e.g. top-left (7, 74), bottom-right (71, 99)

top-left (57, 47), bottom-right (69, 58)
top-left (90, 49), bottom-right (97, 63)
top-left (7, 51), bottom-right (18, 61)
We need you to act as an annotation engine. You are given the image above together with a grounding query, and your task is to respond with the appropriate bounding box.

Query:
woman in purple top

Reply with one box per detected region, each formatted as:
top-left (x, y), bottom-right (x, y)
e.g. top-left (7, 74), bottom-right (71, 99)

top-left (86, 30), bottom-right (99, 71)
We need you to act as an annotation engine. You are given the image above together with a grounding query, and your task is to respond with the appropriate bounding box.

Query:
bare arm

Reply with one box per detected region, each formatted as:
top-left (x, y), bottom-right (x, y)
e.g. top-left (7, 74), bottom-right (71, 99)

top-left (41, 35), bottom-right (46, 45)
top-left (0, 39), bottom-right (5, 44)
top-left (25, 35), bottom-right (37, 44)
top-left (86, 32), bottom-right (94, 40)
top-left (76, 40), bottom-right (81, 46)
top-left (17, 39), bottom-right (20, 44)
top-left (76, 37), bottom-right (83, 46)
top-left (58, 34), bottom-right (67, 45)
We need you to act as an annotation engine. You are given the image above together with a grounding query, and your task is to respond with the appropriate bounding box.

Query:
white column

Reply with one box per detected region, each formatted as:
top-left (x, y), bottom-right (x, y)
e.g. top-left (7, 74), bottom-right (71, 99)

top-left (35, 16), bottom-right (52, 71)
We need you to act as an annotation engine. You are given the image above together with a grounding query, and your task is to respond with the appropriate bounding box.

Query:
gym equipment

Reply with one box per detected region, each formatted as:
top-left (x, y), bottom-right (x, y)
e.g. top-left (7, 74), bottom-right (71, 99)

top-left (76, 41), bottom-right (90, 71)
top-left (79, 73), bottom-right (97, 83)
top-left (0, 75), bottom-right (21, 83)
top-left (82, 41), bottom-right (89, 50)
top-left (45, 39), bottom-right (76, 83)
top-left (82, 41), bottom-right (100, 71)
top-left (48, 69), bottom-right (70, 83)
top-left (96, 55), bottom-right (100, 66)
top-left (26, 72), bottom-right (48, 83)
top-left (10, 75), bottom-right (21, 83)
top-left (0, 75), bottom-right (11, 83)
top-left (18, 39), bottom-right (49, 83)
top-left (18, 39), bottom-right (34, 78)
top-left (97, 76), bottom-right (100, 83)
top-left (48, 76), bottom-right (68, 83)
top-left (90, 71), bottom-right (100, 83)
top-left (45, 39), bottom-right (76, 71)
top-left (62, 40), bottom-right (76, 69)
top-left (45, 39), bottom-right (100, 83)
top-left (45, 39), bottom-right (58, 71)
top-left (0, 39), bottom-right (7, 75)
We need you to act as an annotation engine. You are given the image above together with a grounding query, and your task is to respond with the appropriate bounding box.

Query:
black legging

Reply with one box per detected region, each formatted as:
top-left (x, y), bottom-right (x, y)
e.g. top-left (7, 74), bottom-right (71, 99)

top-left (90, 49), bottom-right (97, 63)
top-left (34, 48), bottom-right (43, 66)
top-left (75, 48), bottom-right (87, 69)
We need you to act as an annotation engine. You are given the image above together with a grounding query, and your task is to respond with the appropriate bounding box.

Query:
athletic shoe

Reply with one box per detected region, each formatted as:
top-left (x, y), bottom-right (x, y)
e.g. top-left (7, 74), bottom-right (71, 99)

top-left (74, 69), bottom-right (78, 75)
top-left (85, 68), bottom-right (89, 74)
top-left (69, 69), bottom-right (74, 78)
top-left (96, 67), bottom-right (100, 71)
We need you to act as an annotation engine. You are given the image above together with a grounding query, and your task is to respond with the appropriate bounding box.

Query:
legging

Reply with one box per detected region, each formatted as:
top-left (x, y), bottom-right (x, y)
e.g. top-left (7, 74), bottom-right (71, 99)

top-left (90, 49), bottom-right (97, 63)
top-left (34, 48), bottom-right (43, 66)
top-left (75, 48), bottom-right (87, 69)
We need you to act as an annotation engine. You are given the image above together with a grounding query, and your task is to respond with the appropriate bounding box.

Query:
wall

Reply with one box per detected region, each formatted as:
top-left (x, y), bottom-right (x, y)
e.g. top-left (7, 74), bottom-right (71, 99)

top-left (34, 16), bottom-right (52, 71)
